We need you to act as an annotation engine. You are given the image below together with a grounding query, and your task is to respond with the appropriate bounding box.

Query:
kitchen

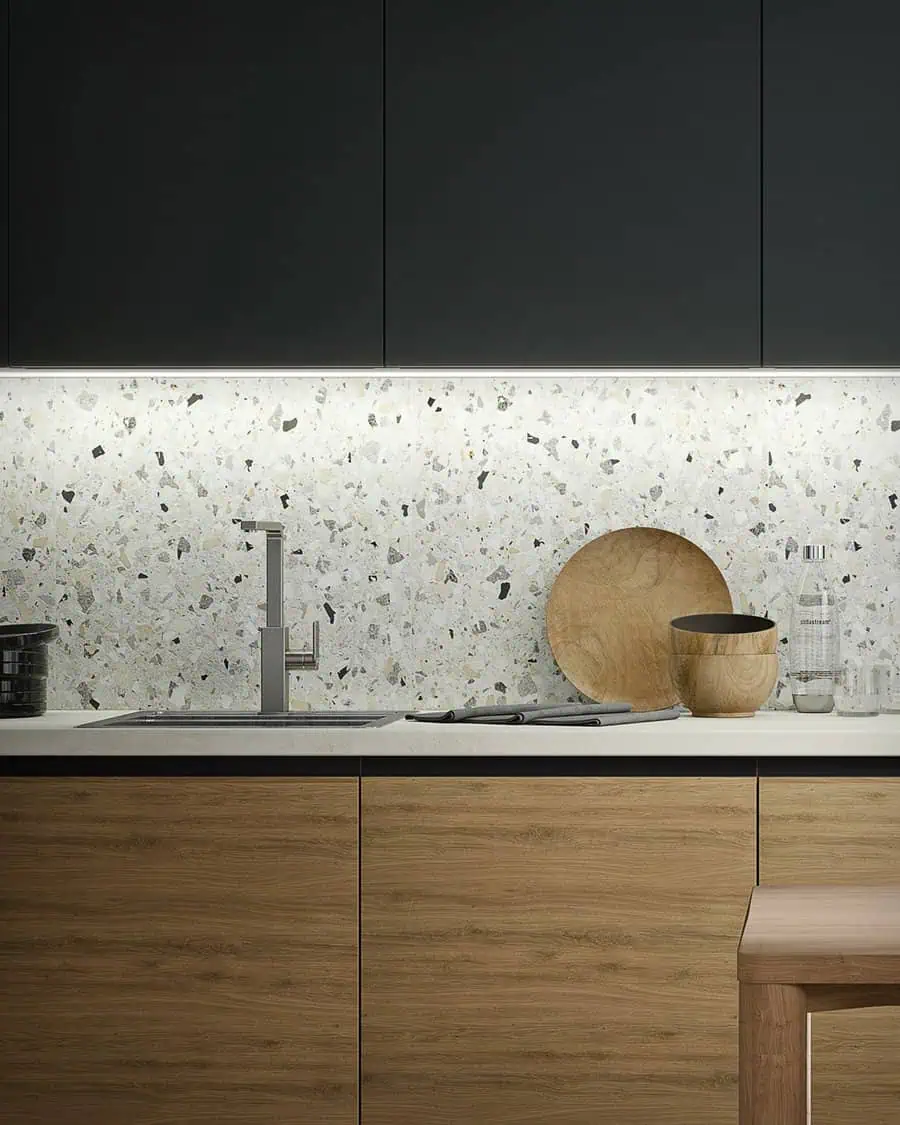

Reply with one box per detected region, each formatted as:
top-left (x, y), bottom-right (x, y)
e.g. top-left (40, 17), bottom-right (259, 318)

top-left (2, 2), bottom-right (900, 1124)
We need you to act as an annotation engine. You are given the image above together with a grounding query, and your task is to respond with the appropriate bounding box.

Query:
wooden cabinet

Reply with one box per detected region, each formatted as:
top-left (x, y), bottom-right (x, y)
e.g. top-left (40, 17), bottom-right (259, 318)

top-left (0, 778), bottom-right (358, 1125)
top-left (763, 1), bottom-right (900, 364)
top-left (361, 777), bottom-right (755, 1125)
top-left (759, 777), bottom-right (900, 1125)
top-left (386, 1), bottom-right (759, 366)
top-left (15, 767), bottom-right (900, 1125)
top-left (9, 1), bottom-right (382, 367)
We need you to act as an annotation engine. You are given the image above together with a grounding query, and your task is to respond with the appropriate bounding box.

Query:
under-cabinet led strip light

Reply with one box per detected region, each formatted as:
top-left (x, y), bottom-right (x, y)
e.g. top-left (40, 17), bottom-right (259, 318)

top-left (5, 368), bottom-right (898, 379)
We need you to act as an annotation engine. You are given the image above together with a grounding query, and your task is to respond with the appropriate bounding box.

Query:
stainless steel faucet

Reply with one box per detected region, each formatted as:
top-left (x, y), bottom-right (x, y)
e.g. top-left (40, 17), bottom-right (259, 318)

top-left (240, 520), bottom-right (319, 712)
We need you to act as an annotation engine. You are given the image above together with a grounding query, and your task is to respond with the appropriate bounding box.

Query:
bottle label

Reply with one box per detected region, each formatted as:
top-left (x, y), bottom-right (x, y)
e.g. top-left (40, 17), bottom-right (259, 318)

top-left (792, 610), bottom-right (836, 681)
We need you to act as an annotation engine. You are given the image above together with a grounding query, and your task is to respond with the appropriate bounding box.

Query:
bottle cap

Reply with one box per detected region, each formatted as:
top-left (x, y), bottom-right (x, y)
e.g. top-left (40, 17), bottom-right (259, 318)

top-left (802, 544), bottom-right (827, 560)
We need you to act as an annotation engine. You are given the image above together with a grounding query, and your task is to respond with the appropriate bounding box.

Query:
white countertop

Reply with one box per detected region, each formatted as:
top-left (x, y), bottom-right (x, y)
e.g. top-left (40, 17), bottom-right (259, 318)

top-left (0, 710), bottom-right (898, 756)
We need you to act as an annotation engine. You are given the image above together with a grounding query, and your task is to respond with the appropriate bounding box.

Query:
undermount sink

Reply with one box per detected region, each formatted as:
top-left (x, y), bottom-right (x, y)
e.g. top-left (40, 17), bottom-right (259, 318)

top-left (78, 710), bottom-right (403, 729)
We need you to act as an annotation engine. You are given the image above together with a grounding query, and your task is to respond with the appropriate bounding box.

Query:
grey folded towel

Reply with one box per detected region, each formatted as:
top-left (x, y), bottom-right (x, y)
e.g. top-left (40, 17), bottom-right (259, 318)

top-left (526, 706), bottom-right (682, 726)
top-left (408, 701), bottom-right (633, 724)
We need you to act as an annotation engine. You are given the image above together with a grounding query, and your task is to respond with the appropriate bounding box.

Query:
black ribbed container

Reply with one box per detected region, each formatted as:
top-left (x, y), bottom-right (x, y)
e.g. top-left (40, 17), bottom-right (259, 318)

top-left (0, 624), bottom-right (59, 717)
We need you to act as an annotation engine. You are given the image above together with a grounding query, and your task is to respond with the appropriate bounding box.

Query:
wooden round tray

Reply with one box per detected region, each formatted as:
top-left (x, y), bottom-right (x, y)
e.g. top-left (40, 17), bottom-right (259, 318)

top-left (546, 527), bottom-right (732, 711)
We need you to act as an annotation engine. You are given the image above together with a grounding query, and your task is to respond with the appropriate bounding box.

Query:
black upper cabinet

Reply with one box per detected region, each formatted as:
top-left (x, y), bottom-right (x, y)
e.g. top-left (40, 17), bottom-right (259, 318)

top-left (10, 1), bottom-right (382, 367)
top-left (1, 2), bottom-right (8, 367)
top-left (386, 1), bottom-right (759, 367)
top-left (764, 1), bottom-right (900, 365)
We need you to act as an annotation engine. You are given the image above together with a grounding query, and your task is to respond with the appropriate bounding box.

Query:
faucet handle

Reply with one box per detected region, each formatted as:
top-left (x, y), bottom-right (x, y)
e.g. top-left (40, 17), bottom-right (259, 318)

top-left (240, 519), bottom-right (284, 533)
top-left (286, 620), bottom-right (320, 671)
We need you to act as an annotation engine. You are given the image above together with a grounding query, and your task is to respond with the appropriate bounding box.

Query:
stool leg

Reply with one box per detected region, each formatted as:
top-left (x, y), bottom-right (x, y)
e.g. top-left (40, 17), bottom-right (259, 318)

top-left (739, 982), bottom-right (807, 1125)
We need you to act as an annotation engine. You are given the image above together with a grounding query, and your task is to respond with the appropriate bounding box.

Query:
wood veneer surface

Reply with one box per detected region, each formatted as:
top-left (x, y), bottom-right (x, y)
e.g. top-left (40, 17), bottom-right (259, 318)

top-left (739, 884), bottom-right (900, 983)
top-left (546, 527), bottom-right (732, 711)
top-left (0, 778), bottom-right (358, 1125)
top-left (362, 777), bottom-right (754, 1125)
top-left (739, 982), bottom-right (807, 1125)
top-left (759, 778), bottom-right (900, 1125)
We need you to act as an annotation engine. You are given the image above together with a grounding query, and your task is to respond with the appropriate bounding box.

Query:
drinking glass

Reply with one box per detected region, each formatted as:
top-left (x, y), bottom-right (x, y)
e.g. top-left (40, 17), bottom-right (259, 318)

top-left (834, 659), bottom-right (882, 716)
top-left (879, 665), bottom-right (900, 714)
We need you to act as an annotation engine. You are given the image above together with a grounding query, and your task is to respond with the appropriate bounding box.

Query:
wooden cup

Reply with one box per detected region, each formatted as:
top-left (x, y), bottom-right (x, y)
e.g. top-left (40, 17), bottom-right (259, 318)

top-left (670, 613), bottom-right (777, 656)
top-left (669, 653), bottom-right (779, 717)
top-left (669, 614), bottom-right (778, 716)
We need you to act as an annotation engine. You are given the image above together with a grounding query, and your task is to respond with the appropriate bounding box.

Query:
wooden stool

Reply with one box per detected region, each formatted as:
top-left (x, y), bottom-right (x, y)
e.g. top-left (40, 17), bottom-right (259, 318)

top-left (737, 885), bottom-right (900, 1124)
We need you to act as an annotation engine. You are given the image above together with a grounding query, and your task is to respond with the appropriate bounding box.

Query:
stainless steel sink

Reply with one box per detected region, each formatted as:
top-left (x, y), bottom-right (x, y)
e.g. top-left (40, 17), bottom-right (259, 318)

top-left (78, 710), bottom-right (403, 729)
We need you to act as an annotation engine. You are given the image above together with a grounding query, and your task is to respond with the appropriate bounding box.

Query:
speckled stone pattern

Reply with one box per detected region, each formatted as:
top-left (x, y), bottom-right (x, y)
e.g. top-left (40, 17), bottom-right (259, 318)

top-left (1, 375), bottom-right (898, 712)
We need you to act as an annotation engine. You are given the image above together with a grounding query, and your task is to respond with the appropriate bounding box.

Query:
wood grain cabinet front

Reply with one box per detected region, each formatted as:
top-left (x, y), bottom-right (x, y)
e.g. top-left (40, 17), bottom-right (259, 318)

top-left (759, 777), bottom-right (900, 1125)
top-left (361, 777), bottom-right (755, 1125)
top-left (0, 778), bottom-right (358, 1125)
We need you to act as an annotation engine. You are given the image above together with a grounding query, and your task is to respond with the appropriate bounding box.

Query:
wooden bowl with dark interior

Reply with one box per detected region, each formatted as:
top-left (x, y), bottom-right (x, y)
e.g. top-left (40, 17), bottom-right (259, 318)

top-left (669, 614), bottom-right (778, 717)
top-left (669, 613), bottom-right (777, 656)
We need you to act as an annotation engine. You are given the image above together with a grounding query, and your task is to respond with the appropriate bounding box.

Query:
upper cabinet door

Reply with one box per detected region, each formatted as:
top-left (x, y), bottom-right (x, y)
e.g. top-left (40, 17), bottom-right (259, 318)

top-left (1, 2), bottom-right (8, 367)
top-left (10, 1), bottom-right (382, 367)
top-left (386, 1), bottom-right (759, 367)
top-left (764, 1), bottom-right (900, 365)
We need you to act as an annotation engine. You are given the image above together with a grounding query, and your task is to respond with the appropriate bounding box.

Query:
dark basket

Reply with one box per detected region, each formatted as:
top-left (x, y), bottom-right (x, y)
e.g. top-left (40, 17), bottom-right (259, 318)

top-left (0, 624), bottom-right (60, 718)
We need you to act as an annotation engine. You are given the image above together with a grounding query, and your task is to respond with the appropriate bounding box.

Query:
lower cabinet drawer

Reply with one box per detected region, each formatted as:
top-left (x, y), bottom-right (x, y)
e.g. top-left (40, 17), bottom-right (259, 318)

top-left (760, 777), bottom-right (900, 1125)
top-left (362, 777), bottom-right (755, 1125)
top-left (0, 778), bottom-right (359, 1125)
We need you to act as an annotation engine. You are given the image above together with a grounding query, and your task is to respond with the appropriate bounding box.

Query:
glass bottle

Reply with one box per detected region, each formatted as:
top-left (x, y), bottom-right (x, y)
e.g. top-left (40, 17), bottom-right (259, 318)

top-left (789, 544), bottom-right (838, 713)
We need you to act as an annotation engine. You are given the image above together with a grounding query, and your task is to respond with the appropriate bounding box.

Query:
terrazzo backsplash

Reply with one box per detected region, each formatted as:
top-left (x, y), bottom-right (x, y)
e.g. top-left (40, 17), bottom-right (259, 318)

top-left (1, 375), bottom-right (898, 712)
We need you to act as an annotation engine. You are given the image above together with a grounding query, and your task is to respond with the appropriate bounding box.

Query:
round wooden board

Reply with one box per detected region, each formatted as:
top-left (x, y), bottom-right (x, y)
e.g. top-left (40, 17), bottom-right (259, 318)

top-left (546, 527), bottom-right (732, 711)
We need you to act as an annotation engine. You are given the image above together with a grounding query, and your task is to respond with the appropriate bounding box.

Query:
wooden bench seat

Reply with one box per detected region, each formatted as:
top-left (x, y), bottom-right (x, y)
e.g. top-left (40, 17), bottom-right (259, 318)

top-left (738, 885), bottom-right (900, 1124)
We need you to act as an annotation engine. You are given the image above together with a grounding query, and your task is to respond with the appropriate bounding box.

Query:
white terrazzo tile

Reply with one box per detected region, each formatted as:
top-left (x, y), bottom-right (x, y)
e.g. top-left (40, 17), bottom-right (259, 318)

top-left (0, 374), bottom-right (897, 711)
top-left (756, 376), bottom-right (900, 703)
top-left (0, 378), bottom-right (61, 629)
